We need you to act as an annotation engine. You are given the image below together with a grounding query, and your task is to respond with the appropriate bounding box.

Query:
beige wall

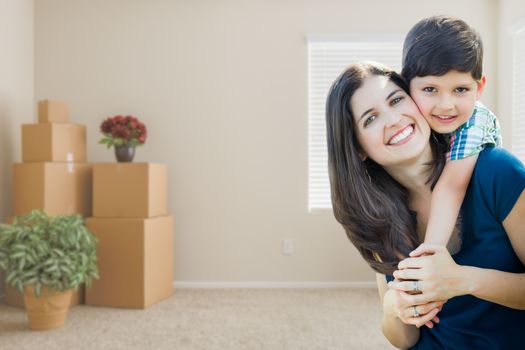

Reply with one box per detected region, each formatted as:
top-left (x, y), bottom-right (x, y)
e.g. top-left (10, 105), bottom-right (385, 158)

top-left (33, 0), bottom-right (498, 284)
top-left (0, 0), bottom-right (34, 295)
top-left (497, 0), bottom-right (525, 144)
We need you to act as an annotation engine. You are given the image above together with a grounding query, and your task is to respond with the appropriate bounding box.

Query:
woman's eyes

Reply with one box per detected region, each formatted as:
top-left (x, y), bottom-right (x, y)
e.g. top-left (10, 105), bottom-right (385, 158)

top-left (390, 96), bottom-right (403, 105)
top-left (362, 96), bottom-right (403, 127)
top-left (363, 115), bottom-right (377, 127)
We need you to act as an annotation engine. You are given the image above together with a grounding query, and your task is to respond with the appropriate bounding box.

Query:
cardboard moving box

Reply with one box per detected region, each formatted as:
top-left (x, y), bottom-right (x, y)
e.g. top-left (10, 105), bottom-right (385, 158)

top-left (12, 163), bottom-right (92, 217)
top-left (93, 163), bottom-right (167, 218)
top-left (38, 100), bottom-right (69, 123)
top-left (22, 123), bottom-right (86, 162)
top-left (85, 216), bottom-right (174, 309)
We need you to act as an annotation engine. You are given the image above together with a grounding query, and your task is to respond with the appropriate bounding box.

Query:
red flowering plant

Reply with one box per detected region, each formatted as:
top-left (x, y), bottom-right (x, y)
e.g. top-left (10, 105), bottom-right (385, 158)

top-left (99, 115), bottom-right (147, 148)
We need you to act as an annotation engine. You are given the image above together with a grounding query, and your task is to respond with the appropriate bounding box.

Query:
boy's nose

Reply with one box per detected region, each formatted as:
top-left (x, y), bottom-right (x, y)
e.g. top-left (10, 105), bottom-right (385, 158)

top-left (437, 94), bottom-right (454, 111)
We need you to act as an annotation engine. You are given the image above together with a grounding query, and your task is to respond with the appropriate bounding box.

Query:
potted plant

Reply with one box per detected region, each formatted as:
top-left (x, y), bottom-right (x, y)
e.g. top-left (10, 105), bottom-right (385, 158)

top-left (0, 210), bottom-right (98, 330)
top-left (99, 114), bottom-right (147, 162)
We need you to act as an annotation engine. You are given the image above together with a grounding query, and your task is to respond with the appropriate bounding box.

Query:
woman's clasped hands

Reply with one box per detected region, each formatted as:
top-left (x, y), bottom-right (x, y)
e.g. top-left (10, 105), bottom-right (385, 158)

top-left (386, 244), bottom-right (467, 328)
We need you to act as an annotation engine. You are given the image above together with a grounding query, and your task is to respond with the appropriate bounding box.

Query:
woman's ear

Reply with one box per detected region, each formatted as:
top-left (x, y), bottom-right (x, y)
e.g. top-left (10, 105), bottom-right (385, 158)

top-left (476, 76), bottom-right (486, 99)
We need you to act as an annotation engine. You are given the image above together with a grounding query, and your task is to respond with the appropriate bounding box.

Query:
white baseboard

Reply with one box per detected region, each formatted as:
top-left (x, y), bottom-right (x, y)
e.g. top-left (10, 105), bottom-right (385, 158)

top-left (173, 281), bottom-right (376, 289)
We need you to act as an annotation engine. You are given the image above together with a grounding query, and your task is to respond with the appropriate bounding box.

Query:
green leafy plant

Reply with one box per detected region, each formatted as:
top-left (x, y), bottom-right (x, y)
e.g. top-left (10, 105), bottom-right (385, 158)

top-left (0, 210), bottom-right (99, 297)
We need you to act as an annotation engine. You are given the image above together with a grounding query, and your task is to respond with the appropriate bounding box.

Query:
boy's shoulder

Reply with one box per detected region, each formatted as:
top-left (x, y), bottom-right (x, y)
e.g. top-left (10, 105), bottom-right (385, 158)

top-left (474, 101), bottom-right (496, 119)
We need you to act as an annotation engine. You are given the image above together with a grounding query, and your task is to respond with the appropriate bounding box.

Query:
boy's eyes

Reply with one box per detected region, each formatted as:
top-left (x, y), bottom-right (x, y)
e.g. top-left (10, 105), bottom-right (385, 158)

top-left (421, 86), bottom-right (470, 93)
top-left (454, 87), bottom-right (469, 93)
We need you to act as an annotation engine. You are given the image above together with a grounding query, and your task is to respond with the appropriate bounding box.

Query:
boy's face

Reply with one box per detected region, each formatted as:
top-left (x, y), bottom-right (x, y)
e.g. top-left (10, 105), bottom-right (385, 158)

top-left (409, 70), bottom-right (485, 134)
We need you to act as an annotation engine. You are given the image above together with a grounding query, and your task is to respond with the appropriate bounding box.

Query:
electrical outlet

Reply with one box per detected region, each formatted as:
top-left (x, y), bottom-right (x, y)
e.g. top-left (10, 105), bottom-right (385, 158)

top-left (283, 239), bottom-right (293, 255)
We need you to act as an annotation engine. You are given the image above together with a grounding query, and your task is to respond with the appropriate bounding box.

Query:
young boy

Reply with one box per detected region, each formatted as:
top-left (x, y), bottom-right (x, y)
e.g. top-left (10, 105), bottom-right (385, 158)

top-left (401, 16), bottom-right (501, 253)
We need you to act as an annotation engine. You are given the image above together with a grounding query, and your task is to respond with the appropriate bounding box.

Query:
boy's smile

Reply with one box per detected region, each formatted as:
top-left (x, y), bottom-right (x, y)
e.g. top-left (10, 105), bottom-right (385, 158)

top-left (409, 70), bottom-right (485, 134)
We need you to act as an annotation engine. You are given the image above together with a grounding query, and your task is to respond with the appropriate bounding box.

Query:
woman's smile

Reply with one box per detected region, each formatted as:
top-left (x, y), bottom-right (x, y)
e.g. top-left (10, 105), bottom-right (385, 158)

top-left (388, 124), bottom-right (415, 145)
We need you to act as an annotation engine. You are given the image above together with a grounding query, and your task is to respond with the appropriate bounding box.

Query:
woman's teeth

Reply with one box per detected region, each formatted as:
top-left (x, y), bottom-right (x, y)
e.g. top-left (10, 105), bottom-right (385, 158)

top-left (388, 126), bottom-right (413, 145)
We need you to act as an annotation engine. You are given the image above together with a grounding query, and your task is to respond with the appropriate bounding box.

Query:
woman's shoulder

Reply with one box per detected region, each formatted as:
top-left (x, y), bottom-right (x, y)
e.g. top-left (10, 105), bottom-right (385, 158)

top-left (476, 147), bottom-right (525, 176)
top-left (472, 147), bottom-right (525, 220)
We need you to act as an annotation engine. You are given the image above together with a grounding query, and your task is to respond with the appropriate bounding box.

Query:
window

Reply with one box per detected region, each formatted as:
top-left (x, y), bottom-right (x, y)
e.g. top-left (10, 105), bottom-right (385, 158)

top-left (307, 36), bottom-right (403, 210)
top-left (512, 26), bottom-right (525, 163)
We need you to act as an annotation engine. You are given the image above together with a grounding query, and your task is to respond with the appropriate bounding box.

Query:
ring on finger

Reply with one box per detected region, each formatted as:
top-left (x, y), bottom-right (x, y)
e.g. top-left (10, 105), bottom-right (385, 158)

top-left (413, 305), bottom-right (420, 318)
top-left (412, 280), bottom-right (420, 292)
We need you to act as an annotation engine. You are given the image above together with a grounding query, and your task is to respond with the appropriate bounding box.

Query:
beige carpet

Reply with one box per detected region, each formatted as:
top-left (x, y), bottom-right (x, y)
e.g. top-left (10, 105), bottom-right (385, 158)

top-left (0, 289), bottom-right (395, 350)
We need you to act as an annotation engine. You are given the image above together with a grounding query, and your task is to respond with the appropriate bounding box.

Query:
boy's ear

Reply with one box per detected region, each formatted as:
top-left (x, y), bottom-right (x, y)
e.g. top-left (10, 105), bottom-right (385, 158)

top-left (476, 76), bottom-right (486, 99)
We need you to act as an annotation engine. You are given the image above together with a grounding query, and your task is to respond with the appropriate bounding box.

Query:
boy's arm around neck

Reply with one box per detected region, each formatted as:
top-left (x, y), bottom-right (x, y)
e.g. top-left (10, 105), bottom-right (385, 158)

top-left (423, 154), bottom-right (478, 246)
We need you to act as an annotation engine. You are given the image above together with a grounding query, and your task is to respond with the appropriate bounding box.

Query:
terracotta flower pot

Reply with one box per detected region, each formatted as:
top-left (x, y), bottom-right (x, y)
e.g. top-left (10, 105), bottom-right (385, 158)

top-left (23, 285), bottom-right (73, 331)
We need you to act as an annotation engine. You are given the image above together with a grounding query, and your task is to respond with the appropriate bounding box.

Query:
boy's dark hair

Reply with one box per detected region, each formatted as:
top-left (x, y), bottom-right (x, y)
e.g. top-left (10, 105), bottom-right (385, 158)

top-left (402, 15), bottom-right (483, 84)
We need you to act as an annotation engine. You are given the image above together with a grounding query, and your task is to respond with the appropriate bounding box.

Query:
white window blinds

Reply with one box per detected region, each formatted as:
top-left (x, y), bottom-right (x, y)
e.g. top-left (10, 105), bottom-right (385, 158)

top-left (307, 37), bottom-right (403, 210)
top-left (512, 27), bottom-right (525, 163)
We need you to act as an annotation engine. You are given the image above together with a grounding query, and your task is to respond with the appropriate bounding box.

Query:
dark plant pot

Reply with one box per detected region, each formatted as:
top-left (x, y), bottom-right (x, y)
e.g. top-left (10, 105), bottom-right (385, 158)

top-left (114, 145), bottom-right (135, 162)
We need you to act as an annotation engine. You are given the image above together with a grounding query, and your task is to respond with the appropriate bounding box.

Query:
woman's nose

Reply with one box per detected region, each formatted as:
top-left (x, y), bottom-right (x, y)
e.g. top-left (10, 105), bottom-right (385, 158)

top-left (384, 110), bottom-right (401, 126)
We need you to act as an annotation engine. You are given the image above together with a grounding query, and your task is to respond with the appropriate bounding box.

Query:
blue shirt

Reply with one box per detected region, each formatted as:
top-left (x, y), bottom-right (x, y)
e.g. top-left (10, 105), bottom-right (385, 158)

top-left (403, 147), bottom-right (525, 349)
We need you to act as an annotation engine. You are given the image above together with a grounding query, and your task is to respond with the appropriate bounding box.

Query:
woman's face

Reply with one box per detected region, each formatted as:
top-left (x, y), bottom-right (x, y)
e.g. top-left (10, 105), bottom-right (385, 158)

top-left (350, 74), bottom-right (431, 167)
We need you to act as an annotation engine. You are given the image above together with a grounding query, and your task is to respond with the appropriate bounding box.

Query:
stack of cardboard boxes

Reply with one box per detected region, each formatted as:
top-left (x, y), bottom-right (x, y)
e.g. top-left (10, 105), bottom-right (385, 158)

top-left (5, 100), bottom-right (92, 307)
top-left (85, 163), bottom-right (174, 308)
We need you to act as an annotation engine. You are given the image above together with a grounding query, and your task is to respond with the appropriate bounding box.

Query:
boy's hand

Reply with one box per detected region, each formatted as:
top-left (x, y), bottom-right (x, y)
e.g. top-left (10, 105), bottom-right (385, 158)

top-left (409, 243), bottom-right (446, 257)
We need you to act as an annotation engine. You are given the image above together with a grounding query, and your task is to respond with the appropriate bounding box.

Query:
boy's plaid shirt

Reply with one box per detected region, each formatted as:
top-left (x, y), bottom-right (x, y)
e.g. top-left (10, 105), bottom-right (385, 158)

top-left (447, 101), bottom-right (502, 161)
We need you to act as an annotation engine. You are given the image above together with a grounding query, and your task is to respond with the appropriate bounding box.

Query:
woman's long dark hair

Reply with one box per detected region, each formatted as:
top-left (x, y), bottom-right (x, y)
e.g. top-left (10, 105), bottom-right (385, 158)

top-left (325, 62), bottom-right (447, 275)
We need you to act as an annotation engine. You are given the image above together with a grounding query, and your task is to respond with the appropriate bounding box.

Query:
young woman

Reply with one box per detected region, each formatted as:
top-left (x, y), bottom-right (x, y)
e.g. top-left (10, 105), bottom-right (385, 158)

top-left (325, 62), bottom-right (525, 349)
